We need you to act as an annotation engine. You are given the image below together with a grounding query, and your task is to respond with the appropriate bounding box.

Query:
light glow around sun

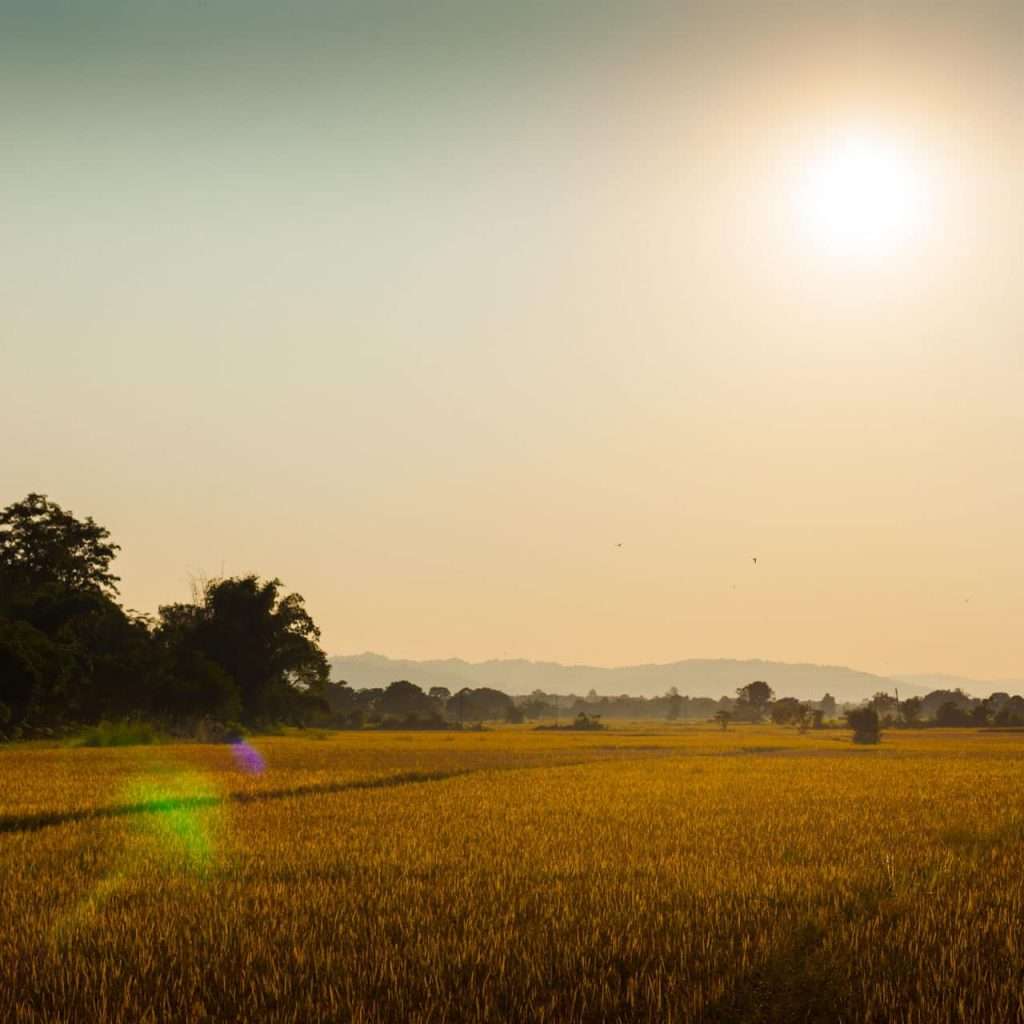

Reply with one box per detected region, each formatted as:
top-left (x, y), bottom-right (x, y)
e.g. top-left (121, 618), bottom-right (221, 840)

top-left (793, 132), bottom-right (934, 261)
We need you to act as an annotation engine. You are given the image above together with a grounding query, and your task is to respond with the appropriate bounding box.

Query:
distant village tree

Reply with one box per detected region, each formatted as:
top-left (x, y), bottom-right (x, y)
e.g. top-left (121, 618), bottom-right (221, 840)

top-left (899, 696), bottom-right (923, 726)
top-left (935, 701), bottom-right (971, 727)
top-left (734, 680), bottom-right (774, 722)
top-left (770, 696), bottom-right (803, 726)
top-left (666, 687), bottom-right (684, 721)
top-left (970, 701), bottom-right (992, 726)
top-left (376, 680), bottom-right (439, 719)
top-left (869, 691), bottom-right (899, 723)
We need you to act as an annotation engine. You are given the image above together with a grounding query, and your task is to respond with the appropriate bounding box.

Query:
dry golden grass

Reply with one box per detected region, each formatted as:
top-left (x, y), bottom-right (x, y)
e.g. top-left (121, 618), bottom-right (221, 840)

top-left (3, 725), bottom-right (1024, 1022)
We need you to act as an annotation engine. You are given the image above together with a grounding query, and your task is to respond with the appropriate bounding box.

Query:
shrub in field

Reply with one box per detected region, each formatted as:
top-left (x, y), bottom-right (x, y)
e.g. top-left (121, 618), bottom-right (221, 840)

top-left (67, 719), bottom-right (162, 747)
top-left (194, 717), bottom-right (246, 744)
top-left (534, 713), bottom-right (606, 731)
top-left (846, 706), bottom-right (881, 744)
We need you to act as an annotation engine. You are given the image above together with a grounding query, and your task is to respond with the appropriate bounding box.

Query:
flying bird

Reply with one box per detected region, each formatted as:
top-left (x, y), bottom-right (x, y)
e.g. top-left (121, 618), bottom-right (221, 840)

top-left (752, 557), bottom-right (758, 565)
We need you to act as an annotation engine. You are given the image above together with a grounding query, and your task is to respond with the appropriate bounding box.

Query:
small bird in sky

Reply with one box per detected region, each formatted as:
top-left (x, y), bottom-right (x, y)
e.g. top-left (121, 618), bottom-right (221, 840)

top-left (752, 557), bottom-right (758, 565)
top-left (616, 543), bottom-right (623, 548)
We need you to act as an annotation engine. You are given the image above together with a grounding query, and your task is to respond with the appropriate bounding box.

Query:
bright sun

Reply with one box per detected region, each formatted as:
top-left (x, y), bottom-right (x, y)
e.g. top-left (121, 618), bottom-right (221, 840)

top-left (794, 133), bottom-right (933, 259)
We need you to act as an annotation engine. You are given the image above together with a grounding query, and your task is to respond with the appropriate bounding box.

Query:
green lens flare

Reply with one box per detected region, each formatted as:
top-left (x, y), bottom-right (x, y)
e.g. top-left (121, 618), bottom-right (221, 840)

top-left (123, 769), bottom-right (224, 873)
top-left (51, 764), bottom-right (226, 948)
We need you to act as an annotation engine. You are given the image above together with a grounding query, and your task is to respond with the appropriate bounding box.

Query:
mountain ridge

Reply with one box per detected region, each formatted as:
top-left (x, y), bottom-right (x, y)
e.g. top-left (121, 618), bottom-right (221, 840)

top-left (329, 653), bottom-right (939, 703)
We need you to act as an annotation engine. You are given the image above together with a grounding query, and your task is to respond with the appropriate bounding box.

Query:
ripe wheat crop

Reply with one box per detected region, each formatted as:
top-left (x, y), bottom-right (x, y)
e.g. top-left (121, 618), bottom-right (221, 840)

top-left (3, 726), bottom-right (1024, 1022)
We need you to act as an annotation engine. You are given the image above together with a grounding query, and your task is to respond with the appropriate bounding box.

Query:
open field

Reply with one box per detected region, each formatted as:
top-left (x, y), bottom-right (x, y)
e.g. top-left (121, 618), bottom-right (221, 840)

top-left (3, 726), bottom-right (1024, 1022)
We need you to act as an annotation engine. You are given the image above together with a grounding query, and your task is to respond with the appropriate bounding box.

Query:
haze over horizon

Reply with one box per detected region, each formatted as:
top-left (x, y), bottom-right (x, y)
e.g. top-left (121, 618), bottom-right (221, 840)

top-left (328, 650), bottom-right (1024, 699)
top-left (4, 2), bottom-right (1022, 680)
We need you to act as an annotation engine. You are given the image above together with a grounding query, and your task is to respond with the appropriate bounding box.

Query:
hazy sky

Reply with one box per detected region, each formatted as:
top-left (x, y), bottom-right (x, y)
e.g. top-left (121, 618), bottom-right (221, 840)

top-left (3, 2), bottom-right (1022, 678)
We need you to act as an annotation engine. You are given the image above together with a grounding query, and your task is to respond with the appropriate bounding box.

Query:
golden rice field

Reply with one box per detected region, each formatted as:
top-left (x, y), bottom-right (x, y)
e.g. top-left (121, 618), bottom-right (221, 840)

top-left (3, 725), bottom-right (1024, 1022)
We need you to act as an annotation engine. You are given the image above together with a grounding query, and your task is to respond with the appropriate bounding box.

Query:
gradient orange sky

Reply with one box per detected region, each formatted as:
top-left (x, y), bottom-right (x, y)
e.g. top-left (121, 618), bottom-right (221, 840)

top-left (3, 3), bottom-right (1022, 678)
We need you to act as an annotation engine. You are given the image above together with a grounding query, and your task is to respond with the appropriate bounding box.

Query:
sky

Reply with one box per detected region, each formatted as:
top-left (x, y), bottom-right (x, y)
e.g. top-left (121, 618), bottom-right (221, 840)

top-left (2, 2), bottom-right (1022, 679)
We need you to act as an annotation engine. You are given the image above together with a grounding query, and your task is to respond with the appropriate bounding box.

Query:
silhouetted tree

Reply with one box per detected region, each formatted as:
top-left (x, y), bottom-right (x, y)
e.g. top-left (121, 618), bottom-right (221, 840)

top-left (446, 687), bottom-right (512, 722)
top-left (0, 494), bottom-right (157, 734)
top-left (666, 689), bottom-right (684, 721)
top-left (994, 696), bottom-right (1024, 726)
top-left (900, 696), bottom-right (923, 726)
top-left (0, 618), bottom-right (63, 735)
top-left (156, 575), bottom-right (329, 724)
top-left (920, 688), bottom-right (971, 719)
top-left (505, 703), bottom-right (525, 724)
top-left (869, 691), bottom-right (898, 723)
top-left (521, 698), bottom-right (554, 720)
top-left (770, 696), bottom-right (803, 726)
top-left (149, 646), bottom-right (241, 722)
top-left (0, 493), bottom-right (120, 597)
top-left (376, 680), bottom-right (438, 719)
top-left (734, 680), bottom-right (773, 722)
top-left (935, 701), bottom-right (971, 727)
top-left (970, 700), bottom-right (992, 726)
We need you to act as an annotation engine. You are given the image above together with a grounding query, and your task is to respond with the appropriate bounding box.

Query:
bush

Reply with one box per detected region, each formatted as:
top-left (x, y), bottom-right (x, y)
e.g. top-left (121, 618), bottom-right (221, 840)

top-left (534, 713), bottom-right (606, 732)
top-left (67, 719), bottom-right (163, 748)
top-left (195, 717), bottom-right (246, 744)
top-left (846, 707), bottom-right (881, 745)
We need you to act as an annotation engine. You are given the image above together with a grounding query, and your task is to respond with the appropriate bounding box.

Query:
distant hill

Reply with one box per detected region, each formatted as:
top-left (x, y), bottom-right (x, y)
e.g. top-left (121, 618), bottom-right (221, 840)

top-left (893, 674), bottom-right (1024, 698)
top-left (329, 653), bottom-right (928, 703)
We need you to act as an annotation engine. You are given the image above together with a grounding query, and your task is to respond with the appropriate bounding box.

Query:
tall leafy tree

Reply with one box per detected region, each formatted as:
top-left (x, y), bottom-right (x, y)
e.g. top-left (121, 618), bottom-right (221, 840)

top-left (157, 575), bottom-right (329, 723)
top-left (0, 493), bottom-right (120, 598)
top-left (0, 494), bottom-right (142, 733)
top-left (734, 679), bottom-right (774, 722)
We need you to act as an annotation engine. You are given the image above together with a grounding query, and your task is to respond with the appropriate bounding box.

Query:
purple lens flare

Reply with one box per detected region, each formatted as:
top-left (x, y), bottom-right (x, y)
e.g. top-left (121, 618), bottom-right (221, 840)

top-left (231, 741), bottom-right (266, 774)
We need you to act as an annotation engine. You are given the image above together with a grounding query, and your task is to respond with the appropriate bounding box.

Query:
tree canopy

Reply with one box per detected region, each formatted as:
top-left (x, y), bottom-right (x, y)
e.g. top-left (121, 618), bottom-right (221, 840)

top-left (0, 493), bottom-right (120, 597)
top-left (156, 575), bottom-right (330, 723)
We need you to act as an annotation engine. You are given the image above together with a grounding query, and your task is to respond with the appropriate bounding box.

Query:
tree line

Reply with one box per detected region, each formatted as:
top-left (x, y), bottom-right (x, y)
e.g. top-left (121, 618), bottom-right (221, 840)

top-left (3, 493), bottom-right (1020, 741)
top-left (0, 494), bottom-right (553, 739)
top-left (0, 494), bottom-right (332, 738)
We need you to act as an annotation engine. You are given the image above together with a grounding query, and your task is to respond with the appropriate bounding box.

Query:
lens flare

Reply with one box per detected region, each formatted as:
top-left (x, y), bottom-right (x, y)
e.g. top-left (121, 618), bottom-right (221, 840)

top-left (51, 762), bottom-right (225, 947)
top-left (231, 740), bottom-right (266, 775)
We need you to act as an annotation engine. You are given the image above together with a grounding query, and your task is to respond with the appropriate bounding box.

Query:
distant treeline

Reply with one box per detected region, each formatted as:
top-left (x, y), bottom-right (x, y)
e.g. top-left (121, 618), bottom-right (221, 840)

top-left (861, 689), bottom-right (1024, 728)
top-left (2, 494), bottom-right (1021, 740)
top-left (304, 676), bottom-right (1024, 732)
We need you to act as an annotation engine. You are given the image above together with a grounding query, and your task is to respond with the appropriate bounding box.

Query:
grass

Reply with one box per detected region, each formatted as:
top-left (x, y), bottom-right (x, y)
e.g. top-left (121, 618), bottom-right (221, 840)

top-left (3, 725), bottom-right (1024, 1021)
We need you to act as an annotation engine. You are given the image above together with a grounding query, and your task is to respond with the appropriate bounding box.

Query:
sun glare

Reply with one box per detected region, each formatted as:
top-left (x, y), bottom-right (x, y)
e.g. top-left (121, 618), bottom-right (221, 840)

top-left (794, 132), bottom-right (933, 260)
